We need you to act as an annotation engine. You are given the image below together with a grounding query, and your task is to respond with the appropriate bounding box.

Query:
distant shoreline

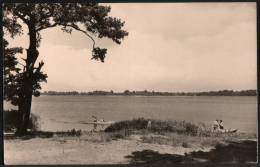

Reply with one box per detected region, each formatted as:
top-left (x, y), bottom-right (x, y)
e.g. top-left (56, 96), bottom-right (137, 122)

top-left (40, 94), bottom-right (257, 97)
top-left (41, 89), bottom-right (257, 96)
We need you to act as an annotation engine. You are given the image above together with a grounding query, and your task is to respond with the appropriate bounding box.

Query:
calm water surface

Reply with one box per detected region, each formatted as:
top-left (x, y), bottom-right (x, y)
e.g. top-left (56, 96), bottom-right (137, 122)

top-left (26, 95), bottom-right (257, 133)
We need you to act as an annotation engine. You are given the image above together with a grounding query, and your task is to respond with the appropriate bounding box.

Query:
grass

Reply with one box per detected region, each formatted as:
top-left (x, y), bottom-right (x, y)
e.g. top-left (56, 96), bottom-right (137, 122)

top-left (5, 117), bottom-right (256, 151)
top-left (79, 129), bottom-right (132, 142)
top-left (104, 118), bottom-right (256, 148)
top-left (4, 129), bottom-right (83, 140)
top-left (105, 118), bottom-right (213, 136)
top-left (105, 118), bottom-right (149, 132)
top-left (4, 117), bottom-right (256, 164)
top-left (105, 118), bottom-right (256, 138)
top-left (141, 133), bottom-right (227, 148)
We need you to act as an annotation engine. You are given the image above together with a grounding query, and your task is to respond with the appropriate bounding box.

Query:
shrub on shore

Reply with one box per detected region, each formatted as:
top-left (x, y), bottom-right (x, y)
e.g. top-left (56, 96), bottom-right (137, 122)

top-left (4, 110), bottom-right (40, 132)
top-left (105, 118), bottom-right (148, 132)
top-left (55, 129), bottom-right (82, 137)
top-left (105, 118), bottom-right (256, 138)
top-left (105, 118), bottom-right (203, 136)
top-left (149, 120), bottom-right (200, 136)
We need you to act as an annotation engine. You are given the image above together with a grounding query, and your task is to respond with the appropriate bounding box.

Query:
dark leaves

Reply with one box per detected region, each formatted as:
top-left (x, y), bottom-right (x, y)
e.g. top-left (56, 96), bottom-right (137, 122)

top-left (61, 26), bottom-right (73, 34)
top-left (3, 14), bottom-right (23, 38)
top-left (3, 3), bottom-right (128, 106)
top-left (3, 39), bottom-right (22, 103)
top-left (92, 47), bottom-right (107, 62)
top-left (4, 3), bottom-right (128, 62)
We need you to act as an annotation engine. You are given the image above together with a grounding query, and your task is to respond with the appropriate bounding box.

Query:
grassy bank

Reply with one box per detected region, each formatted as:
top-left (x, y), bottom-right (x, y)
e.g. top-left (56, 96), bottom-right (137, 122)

top-left (4, 118), bottom-right (257, 164)
top-left (5, 117), bottom-right (255, 144)
top-left (105, 118), bottom-right (256, 137)
top-left (105, 118), bottom-right (204, 136)
top-left (104, 118), bottom-right (256, 149)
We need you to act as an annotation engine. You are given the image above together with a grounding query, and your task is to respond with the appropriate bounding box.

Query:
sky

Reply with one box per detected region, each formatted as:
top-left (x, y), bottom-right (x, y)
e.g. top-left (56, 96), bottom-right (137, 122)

top-left (8, 3), bottom-right (257, 92)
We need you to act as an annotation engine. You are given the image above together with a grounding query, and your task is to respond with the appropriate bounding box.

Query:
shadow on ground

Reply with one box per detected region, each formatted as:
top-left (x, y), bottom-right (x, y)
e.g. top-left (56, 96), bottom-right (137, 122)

top-left (4, 131), bottom-right (54, 140)
top-left (4, 129), bottom-right (82, 140)
top-left (125, 140), bottom-right (257, 164)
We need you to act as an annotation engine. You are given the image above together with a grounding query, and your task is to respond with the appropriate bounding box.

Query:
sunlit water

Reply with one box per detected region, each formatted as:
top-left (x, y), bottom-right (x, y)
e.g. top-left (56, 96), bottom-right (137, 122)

top-left (5, 95), bottom-right (258, 133)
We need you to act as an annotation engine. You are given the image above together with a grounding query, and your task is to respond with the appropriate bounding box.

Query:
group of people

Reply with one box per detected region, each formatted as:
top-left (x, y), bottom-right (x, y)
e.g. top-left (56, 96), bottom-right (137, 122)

top-left (213, 119), bottom-right (225, 131)
top-left (92, 116), bottom-right (105, 131)
top-left (90, 116), bottom-right (235, 133)
top-left (213, 119), bottom-right (238, 133)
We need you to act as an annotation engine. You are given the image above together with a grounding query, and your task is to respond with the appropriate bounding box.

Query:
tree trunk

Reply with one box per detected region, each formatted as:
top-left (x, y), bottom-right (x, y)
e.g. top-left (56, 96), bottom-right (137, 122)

top-left (15, 22), bottom-right (38, 136)
top-left (16, 90), bottom-right (33, 135)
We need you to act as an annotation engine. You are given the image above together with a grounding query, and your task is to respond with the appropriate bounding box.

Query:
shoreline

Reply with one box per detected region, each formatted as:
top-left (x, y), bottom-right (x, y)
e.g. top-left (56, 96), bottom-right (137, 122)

top-left (4, 118), bottom-right (257, 164)
top-left (4, 129), bottom-right (257, 164)
top-left (39, 94), bottom-right (257, 97)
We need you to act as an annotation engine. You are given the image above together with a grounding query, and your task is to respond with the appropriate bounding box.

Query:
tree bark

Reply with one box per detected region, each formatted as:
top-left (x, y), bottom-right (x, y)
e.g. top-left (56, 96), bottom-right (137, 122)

top-left (15, 21), bottom-right (38, 136)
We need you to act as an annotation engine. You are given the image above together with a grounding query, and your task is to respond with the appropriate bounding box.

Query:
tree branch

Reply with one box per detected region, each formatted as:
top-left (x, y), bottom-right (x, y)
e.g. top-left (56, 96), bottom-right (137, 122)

top-left (13, 11), bottom-right (29, 24)
top-left (36, 22), bottom-right (58, 31)
top-left (18, 62), bottom-right (26, 67)
top-left (63, 24), bottom-right (96, 49)
top-left (36, 6), bottom-right (55, 31)
top-left (39, 23), bottom-right (96, 49)
top-left (34, 61), bottom-right (44, 73)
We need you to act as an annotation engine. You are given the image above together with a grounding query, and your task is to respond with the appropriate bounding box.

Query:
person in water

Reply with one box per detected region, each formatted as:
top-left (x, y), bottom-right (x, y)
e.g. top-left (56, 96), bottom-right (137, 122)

top-left (101, 118), bottom-right (105, 129)
top-left (92, 116), bottom-right (98, 131)
top-left (213, 119), bottom-right (237, 133)
top-left (218, 120), bottom-right (224, 130)
top-left (213, 119), bottom-right (229, 132)
top-left (213, 119), bottom-right (220, 130)
top-left (213, 119), bottom-right (225, 131)
top-left (147, 120), bottom-right (152, 130)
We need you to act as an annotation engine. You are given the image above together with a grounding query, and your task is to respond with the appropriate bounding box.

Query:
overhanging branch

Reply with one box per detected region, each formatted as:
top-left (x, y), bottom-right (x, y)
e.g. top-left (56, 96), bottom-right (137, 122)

top-left (61, 24), bottom-right (96, 49)
top-left (38, 23), bottom-right (96, 49)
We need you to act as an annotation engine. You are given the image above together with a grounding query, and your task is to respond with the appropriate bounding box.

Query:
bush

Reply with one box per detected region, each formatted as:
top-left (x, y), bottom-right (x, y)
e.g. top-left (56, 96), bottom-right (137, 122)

top-left (184, 122), bottom-right (199, 136)
top-left (105, 118), bottom-right (148, 132)
top-left (105, 118), bottom-right (203, 136)
top-left (55, 129), bottom-right (82, 137)
top-left (4, 110), bottom-right (21, 132)
top-left (182, 142), bottom-right (189, 148)
top-left (111, 133), bottom-right (124, 140)
top-left (28, 113), bottom-right (40, 131)
top-left (4, 110), bottom-right (40, 132)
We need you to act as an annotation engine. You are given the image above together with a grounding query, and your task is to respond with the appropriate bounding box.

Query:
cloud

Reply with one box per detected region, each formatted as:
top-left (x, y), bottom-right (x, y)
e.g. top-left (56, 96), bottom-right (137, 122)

top-left (40, 20), bottom-right (256, 91)
top-left (109, 3), bottom-right (256, 40)
top-left (5, 3), bottom-right (256, 92)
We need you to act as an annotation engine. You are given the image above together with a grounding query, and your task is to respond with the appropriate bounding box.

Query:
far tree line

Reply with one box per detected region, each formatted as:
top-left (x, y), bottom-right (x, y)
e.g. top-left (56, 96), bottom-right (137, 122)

top-left (42, 89), bottom-right (257, 96)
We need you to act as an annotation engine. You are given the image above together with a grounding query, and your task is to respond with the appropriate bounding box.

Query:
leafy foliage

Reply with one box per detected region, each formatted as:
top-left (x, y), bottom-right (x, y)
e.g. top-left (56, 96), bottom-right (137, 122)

top-left (105, 118), bottom-right (201, 136)
top-left (4, 110), bottom-right (40, 132)
top-left (3, 3), bottom-right (128, 106)
top-left (3, 3), bottom-right (128, 134)
top-left (3, 38), bottom-right (47, 105)
top-left (92, 47), bottom-right (107, 62)
top-left (3, 39), bottom-right (22, 105)
top-left (4, 3), bottom-right (128, 61)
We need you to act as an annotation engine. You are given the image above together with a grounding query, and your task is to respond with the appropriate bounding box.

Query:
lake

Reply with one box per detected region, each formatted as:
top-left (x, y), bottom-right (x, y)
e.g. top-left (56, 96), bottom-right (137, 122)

top-left (5, 95), bottom-right (258, 133)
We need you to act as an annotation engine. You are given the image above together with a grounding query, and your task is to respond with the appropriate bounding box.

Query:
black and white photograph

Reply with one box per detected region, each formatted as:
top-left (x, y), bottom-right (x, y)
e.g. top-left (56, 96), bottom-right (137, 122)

top-left (3, 2), bottom-right (257, 164)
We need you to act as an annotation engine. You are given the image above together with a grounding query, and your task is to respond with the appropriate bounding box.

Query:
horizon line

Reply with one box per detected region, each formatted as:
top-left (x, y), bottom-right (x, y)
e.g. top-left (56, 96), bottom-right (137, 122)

top-left (41, 89), bottom-right (257, 93)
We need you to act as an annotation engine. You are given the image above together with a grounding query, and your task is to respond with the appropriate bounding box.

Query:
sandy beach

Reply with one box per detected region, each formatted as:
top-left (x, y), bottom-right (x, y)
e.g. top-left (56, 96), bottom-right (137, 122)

top-left (4, 130), bottom-right (257, 164)
top-left (4, 133), bottom-right (206, 164)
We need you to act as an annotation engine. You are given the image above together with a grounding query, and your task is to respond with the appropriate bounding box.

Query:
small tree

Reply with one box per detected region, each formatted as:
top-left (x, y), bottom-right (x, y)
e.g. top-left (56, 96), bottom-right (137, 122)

top-left (3, 39), bottom-right (23, 106)
top-left (3, 14), bottom-right (23, 105)
top-left (3, 3), bottom-right (128, 135)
